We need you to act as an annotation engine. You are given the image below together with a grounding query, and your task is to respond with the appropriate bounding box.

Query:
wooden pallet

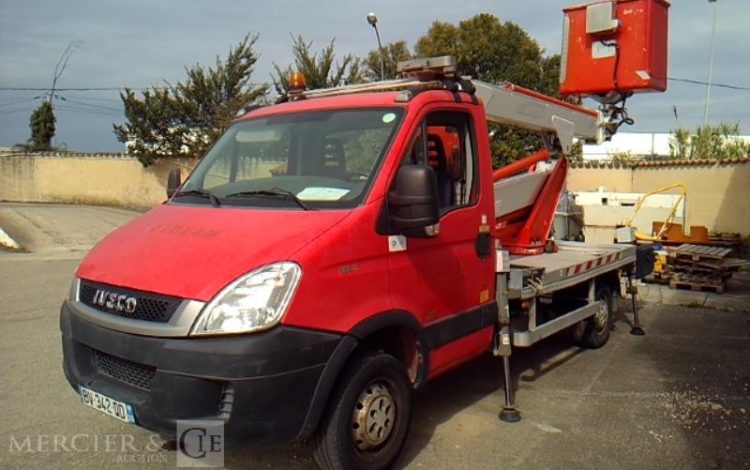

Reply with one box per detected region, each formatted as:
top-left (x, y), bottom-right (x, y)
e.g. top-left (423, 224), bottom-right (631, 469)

top-left (671, 260), bottom-right (743, 273)
top-left (709, 232), bottom-right (741, 243)
top-left (671, 244), bottom-right (732, 261)
top-left (667, 264), bottom-right (736, 278)
top-left (669, 279), bottom-right (726, 294)
top-left (670, 271), bottom-right (727, 292)
top-left (669, 279), bottom-right (725, 294)
top-left (644, 273), bottom-right (671, 285)
top-left (658, 244), bottom-right (747, 295)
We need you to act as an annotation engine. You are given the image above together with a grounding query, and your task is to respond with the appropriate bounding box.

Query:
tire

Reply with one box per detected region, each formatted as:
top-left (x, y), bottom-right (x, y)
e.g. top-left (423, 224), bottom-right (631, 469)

top-left (573, 284), bottom-right (613, 349)
top-left (313, 352), bottom-right (412, 470)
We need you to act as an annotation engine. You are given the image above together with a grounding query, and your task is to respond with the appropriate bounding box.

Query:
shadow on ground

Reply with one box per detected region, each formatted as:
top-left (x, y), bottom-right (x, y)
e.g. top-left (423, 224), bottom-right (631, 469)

top-left (224, 299), bottom-right (750, 469)
top-left (395, 334), bottom-right (584, 469)
top-left (224, 329), bottom-right (606, 469)
top-left (633, 304), bottom-right (750, 469)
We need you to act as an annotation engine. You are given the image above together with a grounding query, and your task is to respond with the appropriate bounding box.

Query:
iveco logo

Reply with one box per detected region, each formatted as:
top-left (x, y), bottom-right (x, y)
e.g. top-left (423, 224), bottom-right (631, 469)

top-left (93, 289), bottom-right (137, 314)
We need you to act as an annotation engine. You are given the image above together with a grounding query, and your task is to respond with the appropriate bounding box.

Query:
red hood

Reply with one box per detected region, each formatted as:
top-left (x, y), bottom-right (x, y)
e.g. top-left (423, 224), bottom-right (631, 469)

top-left (76, 205), bottom-right (350, 301)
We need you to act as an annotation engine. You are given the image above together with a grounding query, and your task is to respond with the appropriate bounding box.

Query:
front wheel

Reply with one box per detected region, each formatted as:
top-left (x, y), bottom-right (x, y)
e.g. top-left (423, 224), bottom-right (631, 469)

top-left (313, 352), bottom-right (412, 470)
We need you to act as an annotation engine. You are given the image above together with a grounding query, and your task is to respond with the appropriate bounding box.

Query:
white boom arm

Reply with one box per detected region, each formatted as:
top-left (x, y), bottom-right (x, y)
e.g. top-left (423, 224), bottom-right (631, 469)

top-left (473, 80), bottom-right (604, 154)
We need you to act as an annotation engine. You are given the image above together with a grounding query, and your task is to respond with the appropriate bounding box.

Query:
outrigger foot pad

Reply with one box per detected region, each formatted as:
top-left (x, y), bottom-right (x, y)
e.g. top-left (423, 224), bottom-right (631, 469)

top-left (630, 326), bottom-right (645, 336)
top-left (499, 407), bottom-right (521, 423)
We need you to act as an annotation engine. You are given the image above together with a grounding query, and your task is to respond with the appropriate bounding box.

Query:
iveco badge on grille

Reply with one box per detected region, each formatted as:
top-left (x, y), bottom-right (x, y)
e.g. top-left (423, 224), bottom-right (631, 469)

top-left (93, 289), bottom-right (137, 314)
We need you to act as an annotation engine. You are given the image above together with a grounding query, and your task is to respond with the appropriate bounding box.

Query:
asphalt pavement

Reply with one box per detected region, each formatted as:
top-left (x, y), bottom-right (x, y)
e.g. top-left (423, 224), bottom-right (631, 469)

top-left (1, 203), bottom-right (749, 470)
top-left (0, 203), bottom-right (140, 258)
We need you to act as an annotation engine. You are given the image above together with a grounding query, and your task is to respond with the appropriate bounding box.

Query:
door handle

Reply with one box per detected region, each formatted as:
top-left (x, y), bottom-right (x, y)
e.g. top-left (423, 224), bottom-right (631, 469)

top-left (476, 225), bottom-right (491, 258)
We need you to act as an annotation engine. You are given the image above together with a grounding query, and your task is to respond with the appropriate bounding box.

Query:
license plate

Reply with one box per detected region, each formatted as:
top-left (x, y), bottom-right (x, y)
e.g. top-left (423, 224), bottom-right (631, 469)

top-left (79, 386), bottom-right (136, 424)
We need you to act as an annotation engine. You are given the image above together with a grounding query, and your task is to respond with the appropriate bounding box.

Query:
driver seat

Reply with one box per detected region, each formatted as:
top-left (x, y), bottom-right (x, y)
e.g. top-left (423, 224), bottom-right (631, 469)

top-left (315, 138), bottom-right (347, 179)
top-left (427, 133), bottom-right (452, 208)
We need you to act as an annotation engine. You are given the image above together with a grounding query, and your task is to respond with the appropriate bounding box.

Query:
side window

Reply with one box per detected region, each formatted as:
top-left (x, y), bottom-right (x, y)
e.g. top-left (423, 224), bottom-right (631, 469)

top-left (401, 111), bottom-right (478, 213)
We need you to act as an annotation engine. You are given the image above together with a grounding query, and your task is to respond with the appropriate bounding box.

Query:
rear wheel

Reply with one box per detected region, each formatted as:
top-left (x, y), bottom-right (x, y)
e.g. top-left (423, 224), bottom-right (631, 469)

top-left (574, 284), bottom-right (613, 349)
top-left (313, 352), bottom-right (411, 470)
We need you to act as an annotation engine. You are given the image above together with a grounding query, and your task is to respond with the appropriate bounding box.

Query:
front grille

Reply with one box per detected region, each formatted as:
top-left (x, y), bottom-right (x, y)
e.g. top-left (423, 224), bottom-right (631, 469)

top-left (79, 280), bottom-right (181, 322)
top-left (93, 350), bottom-right (156, 391)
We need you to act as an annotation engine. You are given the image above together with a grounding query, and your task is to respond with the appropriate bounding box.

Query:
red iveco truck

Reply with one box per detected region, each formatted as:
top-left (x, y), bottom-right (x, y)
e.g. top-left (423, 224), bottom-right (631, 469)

top-left (61, 2), bottom-right (668, 468)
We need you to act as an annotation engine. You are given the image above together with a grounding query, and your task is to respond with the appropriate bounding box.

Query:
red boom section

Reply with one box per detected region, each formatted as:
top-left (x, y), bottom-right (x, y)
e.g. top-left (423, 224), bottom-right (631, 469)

top-left (493, 149), bottom-right (551, 182)
top-left (494, 151), bottom-right (567, 255)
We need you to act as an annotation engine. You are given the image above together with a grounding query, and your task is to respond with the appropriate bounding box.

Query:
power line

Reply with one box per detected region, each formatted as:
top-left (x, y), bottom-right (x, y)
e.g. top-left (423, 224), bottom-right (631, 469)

top-left (67, 95), bottom-right (123, 103)
top-left (62, 99), bottom-right (121, 112)
top-left (0, 108), bottom-right (33, 115)
top-left (0, 78), bottom-right (746, 92)
top-left (55, 104), bottom-right (121, 115)
top-left (0, 98), bottom-right (40, 107)
top-left (668, 77), bottom-right (750, 91)
top-left (0, 87), bottom-right (160, 91)
top-left (0, 83), bottom-right (264, 92)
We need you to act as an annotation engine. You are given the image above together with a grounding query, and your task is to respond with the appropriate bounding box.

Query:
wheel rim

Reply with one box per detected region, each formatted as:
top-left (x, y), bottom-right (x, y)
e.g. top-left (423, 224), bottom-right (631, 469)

top-left (593, 298), bottom-right (609, 332)
top-left (351, 381), bottom-right (396, 451)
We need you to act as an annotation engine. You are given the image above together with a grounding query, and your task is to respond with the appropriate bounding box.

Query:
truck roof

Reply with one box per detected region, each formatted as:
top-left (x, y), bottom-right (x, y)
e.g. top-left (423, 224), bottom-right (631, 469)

top-left (237, 91), bottom-right (412, 122)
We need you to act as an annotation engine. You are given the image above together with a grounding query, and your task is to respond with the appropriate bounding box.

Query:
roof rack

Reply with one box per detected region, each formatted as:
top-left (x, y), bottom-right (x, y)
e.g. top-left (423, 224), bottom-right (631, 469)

top-left (299, 78), bottom-right (443, 100)
top-left (297, 56), bottom-right (461, 101)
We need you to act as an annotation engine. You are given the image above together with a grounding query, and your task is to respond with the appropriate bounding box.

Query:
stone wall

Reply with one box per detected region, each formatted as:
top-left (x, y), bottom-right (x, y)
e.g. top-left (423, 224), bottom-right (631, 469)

top-left (2, 152), bottom-right (748, 237)
top-left (567, 159), bottom-right (750, 236)
top-left (0, 152), bottom-right (196, 210)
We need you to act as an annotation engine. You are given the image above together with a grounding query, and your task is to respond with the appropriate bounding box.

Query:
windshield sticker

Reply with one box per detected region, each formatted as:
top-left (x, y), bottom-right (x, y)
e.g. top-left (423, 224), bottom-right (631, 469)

top-left (382, 112), bottom-right (396, 124)
top-left (297, 187), bottom-right (351, 201)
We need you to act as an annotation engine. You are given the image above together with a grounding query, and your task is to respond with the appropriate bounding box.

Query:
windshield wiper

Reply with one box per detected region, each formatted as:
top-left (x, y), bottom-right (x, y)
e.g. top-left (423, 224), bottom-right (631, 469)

top-left (173, 189), bottom-right (221, 207)
top-left (224, 188), bottom-right (312, 211)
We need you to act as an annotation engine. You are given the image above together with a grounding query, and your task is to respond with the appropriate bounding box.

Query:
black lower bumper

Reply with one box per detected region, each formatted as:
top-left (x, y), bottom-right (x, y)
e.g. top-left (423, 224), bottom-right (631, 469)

top-left (60, 301), bottom-right (342, 441)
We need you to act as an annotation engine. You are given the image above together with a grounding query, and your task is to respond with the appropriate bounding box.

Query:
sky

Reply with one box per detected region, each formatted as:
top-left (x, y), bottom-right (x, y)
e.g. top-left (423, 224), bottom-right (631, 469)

top-left (1, 0), bottom-right (748, 152)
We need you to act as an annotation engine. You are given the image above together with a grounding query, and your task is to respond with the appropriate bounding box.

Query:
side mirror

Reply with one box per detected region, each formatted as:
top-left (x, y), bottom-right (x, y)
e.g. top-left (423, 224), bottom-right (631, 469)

top-left (166, 169), bottom-right (181, 198)
top-left (388, 165), bottom-right (439, 234)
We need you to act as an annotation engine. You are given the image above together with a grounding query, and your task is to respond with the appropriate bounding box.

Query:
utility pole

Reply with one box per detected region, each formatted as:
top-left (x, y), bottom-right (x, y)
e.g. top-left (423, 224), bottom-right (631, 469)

top-left (367, 12), bottom-right (385, 80)
top-left (703, 0), bottom-right (719, 127)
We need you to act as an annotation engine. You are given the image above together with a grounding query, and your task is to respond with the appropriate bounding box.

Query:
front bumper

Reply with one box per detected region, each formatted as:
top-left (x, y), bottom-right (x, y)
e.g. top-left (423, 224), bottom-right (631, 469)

top-left (60, 300), bottom-right (341, 441)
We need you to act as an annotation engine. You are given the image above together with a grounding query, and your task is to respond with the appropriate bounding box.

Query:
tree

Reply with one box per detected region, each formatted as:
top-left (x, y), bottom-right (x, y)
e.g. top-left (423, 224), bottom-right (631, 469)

top-left (416, 15), bottom-right (550, 87)
top-left (415, 14), bottom-right (563, 167)
top-left (114, 34), bottom-right (268, 166)
top-left (670, 123), bottom-right (749, 161)
top-left (362, 40), bottom-right (413, 81)
top-left (25, 42), bottom-right (79, 151)
top-left (272, 36), bottom-right (363, 95)
top-left (28, 101), bottom-right (56, 151)
top-left (539, 54), bottom-right (562, 98)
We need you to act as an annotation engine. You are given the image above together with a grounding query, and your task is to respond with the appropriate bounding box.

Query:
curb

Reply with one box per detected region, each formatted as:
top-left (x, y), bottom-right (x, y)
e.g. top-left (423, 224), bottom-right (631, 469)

top-left (0, 226), bottom-right (22, 250)
top-left (638, 281), bottom-right (750, 313)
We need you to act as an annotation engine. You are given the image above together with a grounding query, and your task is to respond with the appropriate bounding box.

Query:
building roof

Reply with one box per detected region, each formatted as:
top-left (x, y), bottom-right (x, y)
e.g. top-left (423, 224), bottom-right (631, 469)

top-left (570, 157), bottom-right (750, 169)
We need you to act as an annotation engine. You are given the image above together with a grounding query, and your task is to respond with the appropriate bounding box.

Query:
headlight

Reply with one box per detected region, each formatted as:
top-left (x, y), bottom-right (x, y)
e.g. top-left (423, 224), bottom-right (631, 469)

top-left (190, 262), bottom-right (302, 336)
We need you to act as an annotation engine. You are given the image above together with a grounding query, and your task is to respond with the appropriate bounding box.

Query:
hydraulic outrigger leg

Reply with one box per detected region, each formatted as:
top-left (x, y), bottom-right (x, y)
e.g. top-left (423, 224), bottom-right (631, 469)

top-left (495, 290), bottom-right (521, 423)
top-left (627, 272), bottom-right (645, 336)
top-left (499, 329), bottom-right (521, 423)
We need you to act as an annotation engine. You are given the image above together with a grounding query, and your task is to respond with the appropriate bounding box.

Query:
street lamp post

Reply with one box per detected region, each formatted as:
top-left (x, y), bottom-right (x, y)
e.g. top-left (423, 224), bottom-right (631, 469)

top-left (367, 12), bottom-right (385, 80)
top-left (703, 0), bottom-right (719, 126)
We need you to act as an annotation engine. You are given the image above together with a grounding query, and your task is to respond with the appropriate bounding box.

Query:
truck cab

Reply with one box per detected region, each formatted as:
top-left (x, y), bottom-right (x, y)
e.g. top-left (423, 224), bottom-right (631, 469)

top-left (61, 79), bottom-right (507, 467)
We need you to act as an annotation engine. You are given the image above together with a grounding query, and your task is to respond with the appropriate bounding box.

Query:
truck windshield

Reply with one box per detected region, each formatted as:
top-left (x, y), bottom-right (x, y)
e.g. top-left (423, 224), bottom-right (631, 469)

top-left (176, 108), bottom-right (404, 209)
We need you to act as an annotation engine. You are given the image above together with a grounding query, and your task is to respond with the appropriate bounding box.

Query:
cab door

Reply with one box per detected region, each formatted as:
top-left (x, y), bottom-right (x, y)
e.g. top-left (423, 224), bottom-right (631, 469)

top-left (387, 107), bottom-right (495, 377)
